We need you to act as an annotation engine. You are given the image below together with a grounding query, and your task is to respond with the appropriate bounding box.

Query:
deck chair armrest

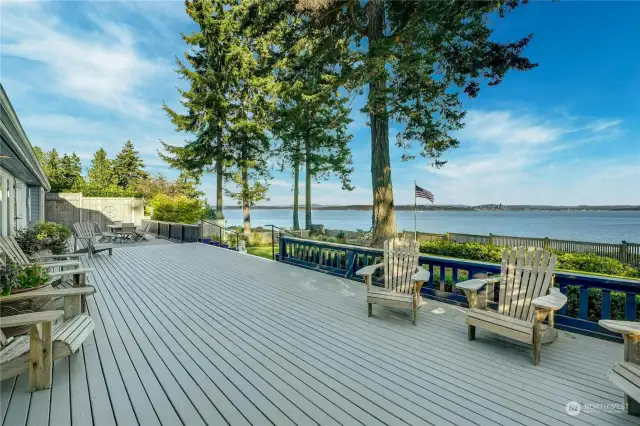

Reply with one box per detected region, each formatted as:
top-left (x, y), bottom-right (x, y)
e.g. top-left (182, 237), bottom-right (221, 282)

top-left (0, 310), bottom-right (64, 328)
top-left (355, 263), bottom-right (384, 278)
top-left (599, 320), bottom-right (640, 337)
top-left (456, 279), bottom-right (490, 292)
top-left (532, 291), bottom-right (567, 311)
top-left (48, 267), bottom-right (94, 279)
top-left (0, 287), bottom-right (95, 304)
top-left (411, 268), bottom-right (430, 284)
top-left (30, 253), bottom-right (85, 261)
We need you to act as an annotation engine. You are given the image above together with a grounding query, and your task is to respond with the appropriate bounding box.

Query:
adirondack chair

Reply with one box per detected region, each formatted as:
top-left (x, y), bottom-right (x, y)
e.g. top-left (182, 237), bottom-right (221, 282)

top-left (355, 238), bottom-right (430, 324)
top-left (457, 247), bottom-right (566, 365)
top-left (0, 286), bottom-right (96, 391)
top-left (0, 236), bottom-right (84, 271)
top-left (72, 222), bottom-right (115, 257)
top-left (598, 320), bottom-right (640, 415)
top-left (133, 221), bottom-right (151, 241)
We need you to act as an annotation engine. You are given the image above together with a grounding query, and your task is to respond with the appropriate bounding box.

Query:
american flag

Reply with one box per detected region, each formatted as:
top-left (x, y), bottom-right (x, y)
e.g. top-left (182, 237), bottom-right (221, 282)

top-left (415, 185), bottom-right (434, 202)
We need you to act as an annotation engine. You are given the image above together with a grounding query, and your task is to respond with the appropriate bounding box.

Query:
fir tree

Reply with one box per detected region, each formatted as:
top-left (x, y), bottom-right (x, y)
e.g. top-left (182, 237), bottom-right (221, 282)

top-left (256, 0), bottom-right (537, 245)
top-left (87, 148), bottom-right (113, 187)
top-left (112, 140), bottom-right (148, 189)
top-left (161, 0), bottom-right (236, 218)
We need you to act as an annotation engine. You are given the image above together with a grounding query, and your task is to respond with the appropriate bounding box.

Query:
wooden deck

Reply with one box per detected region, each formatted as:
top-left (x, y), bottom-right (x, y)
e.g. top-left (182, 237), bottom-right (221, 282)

top-left (2, 243), bottom-right (639, 426)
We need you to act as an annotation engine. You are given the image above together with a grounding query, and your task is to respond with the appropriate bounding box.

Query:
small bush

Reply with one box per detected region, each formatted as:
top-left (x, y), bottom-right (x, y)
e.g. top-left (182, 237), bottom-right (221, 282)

top-left (33, 221), bottom-right (72, 254)
top-left (0, 262), bottom-right (20, 295)
top-left (15, 228), bottom-right (44, 255)
top-left (150, 194), bottom-right (205, 224)
top-left (419, 241), bottom-right (639, 278)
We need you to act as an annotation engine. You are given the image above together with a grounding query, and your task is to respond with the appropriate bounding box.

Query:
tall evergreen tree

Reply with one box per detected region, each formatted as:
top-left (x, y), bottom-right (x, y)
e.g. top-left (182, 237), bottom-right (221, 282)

top-left (256, 0), bottom-right (537, 245)
top-left (161, 0), bottom-right (236, 218)
top-left (112, 140), bottom-right (148, 189)
top-left (34, 147), bottom-right (84, 192)
top-left (273, 52), bottom-right (353, 230)
top-left (87, 148), bottom-right (113, 187)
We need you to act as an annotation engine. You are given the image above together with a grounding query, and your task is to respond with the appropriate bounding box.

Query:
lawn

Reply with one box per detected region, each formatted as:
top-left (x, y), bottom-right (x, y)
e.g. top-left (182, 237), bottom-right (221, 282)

top-left (247, 245), bottom-right (277, 260)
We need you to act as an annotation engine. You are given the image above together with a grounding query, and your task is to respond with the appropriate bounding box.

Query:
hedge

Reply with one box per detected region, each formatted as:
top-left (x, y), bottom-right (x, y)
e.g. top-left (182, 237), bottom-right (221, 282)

top-left (418, 241), bottom-right (640, 278)
top-left (418, 241), bottom-right (640, 321)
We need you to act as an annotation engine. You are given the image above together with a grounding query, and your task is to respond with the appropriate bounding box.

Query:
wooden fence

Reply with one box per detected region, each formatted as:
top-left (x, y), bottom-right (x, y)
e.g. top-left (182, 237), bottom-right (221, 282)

top-left (46, 193), bottom-right (144, 230)
top-left (401, 230), bottom-right (640, 266)
top-left (278, 236), bottom-right (640, 342)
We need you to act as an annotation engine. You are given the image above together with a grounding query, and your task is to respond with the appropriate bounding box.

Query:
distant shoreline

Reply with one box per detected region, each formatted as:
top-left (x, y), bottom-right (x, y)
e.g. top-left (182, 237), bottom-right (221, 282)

top-left (226, 205), bottom-right (640, 212)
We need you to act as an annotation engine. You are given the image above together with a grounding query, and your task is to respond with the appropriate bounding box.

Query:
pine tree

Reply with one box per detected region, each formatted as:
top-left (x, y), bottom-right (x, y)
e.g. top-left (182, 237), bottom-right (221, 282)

top-left (256, 0), bottom-right (537, 245)
top-left (87, 148), bottom-right (113, 187)
top-left (161, 0), bottom-right (236, 218)
top-left (273, 48), bottom-right (353, 230)
top-left (112, 140), bottom-right (148, 189)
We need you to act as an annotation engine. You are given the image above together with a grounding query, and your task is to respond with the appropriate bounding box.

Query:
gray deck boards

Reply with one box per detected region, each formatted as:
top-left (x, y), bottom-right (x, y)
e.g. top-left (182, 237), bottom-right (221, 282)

top-left (2, 242), bottom-right (640, 425)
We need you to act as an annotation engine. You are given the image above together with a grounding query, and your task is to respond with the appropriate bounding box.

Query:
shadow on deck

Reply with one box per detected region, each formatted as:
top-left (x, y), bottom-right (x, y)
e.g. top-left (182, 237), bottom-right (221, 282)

top-left (1, 243), bottom-right (638, 426)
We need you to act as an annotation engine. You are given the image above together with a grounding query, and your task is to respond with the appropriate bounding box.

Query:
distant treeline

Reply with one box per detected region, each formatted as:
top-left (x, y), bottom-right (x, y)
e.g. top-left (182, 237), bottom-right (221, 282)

top-left (229, 204), bottom-right (640, 212)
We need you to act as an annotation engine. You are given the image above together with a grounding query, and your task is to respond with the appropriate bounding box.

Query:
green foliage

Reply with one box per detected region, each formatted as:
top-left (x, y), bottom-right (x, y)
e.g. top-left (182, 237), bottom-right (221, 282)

top-left (34, 147), bottom-right (85, 192)
top-left (112, 140), bottom-right (148, 190)
top-left (201, 205), bottom-right (220, 220)
top-left (0, 261), bottom-right (21, 295)
top-left (16, 264), bottom-right (50, 290)
top-left (418, 241), bottom-right (640, 278)
top-left (150, 194), bottom-right (205, 224)
top-left (33, 221), bottom-right (72, 254)
top-left (88, 148), bottom-right (114, 187)
top-left (14, 228), bottom-right (43, 255)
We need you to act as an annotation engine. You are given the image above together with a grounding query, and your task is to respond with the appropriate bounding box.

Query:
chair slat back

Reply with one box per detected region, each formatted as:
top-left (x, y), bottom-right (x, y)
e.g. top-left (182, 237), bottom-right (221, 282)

top-left (383, 238), bottom-right (419, 294)
top-left (0, 237), bottom-right (30, 264)
top-left (73, 222), bottom-right (98, 250)
top-left (121, 223), bottom-right (135, 233)
top-left (498, 247), bottom-right (556, 322)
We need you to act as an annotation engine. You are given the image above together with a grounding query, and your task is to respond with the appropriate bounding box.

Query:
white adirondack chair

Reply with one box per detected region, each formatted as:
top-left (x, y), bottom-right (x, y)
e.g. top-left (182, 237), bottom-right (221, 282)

top-left (355, 238), bottom-right (430, 324)
top-left (599, 320), bottom-right (640, 415)
top-left (457, 246), bottom-right (566, 365)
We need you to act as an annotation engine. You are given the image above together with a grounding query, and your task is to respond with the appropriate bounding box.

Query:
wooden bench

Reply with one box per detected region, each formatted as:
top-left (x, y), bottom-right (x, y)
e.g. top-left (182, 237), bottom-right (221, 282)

top-left (599, 320), bottom-right (640, 415)
top-left (0, 287), bottom-right (96, 392)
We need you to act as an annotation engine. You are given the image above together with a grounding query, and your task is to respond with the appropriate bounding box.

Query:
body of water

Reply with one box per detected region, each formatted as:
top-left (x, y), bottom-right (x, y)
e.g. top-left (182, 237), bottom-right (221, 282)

top-left (221, 209), bottom-right (640, 244)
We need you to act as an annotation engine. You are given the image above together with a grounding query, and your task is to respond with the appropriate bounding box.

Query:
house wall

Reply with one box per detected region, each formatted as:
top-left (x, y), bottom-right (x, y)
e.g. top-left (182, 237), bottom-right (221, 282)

top-left (0, 165), bottom-right (31, 236)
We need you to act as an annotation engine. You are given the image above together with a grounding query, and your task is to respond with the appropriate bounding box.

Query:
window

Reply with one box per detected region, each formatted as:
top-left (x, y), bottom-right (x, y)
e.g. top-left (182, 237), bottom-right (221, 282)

top-left (6, 178), bottom-right (10, 235)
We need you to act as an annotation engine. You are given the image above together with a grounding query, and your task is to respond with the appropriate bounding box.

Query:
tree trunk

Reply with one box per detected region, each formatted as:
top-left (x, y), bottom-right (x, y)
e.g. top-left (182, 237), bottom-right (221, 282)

top-left (367, 0), bottom-right (396, 247)
top-left (215, 134), bottom-right (224, 218)
top-left (304, 137), bottom-right (312, 230)
top-left (292, 157), bottom-right (300, 230)
top-left (241, 165), bottom-right (251, 234)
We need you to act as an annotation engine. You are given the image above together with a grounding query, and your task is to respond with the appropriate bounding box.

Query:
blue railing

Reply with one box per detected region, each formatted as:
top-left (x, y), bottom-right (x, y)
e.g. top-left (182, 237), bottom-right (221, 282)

top-left (278, 236), bottom-right (640, 342)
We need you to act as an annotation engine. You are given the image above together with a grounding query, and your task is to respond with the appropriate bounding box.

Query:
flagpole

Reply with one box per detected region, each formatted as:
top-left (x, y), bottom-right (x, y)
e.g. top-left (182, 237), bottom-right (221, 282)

top-left (414, 180), bottom-right (417, 242)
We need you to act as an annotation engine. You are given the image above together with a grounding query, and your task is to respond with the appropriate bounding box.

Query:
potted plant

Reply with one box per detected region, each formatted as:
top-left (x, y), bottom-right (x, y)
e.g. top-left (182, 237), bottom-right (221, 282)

top-left (213, 241), bottom-right (220, 246)
top-left (1, 262), bottom-right (52, 338)
top-left (33, 221), bottom-right (72, 255)
top-left (202, 237), bottom-right (211, 244)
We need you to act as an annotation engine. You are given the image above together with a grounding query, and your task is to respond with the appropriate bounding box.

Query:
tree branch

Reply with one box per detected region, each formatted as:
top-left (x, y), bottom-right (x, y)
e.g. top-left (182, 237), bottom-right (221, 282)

top-left (348, 0), bottom-right (368, 35)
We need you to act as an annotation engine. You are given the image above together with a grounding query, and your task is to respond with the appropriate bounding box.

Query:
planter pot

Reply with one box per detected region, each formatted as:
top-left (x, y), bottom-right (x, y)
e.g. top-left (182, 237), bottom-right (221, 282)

top-left (213, 241), bottom-right (220, 246)
top-left (1, 283), bottom-right (54, 338)
top-left (222, 244), bottom-right (229, 249)
top-left (202, 238), bottom-right (211, 244)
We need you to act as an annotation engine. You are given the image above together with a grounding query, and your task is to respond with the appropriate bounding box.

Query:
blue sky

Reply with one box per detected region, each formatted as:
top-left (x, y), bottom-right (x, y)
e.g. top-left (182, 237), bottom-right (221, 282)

top-left (2, 1), bottom-right (638, 206)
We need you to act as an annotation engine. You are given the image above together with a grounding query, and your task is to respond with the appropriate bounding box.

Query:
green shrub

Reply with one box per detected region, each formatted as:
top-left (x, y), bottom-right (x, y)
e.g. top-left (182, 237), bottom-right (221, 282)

top-left (33, 221), bottom-right (72, 254)
top-left (150, 194), bottom-right (205, 224)
top-left (16, 264), bottom-right (50, 289)
top-left (419, 241), bottom-right (640, 278)
top-left (0, 261), bottom-right (20, 295)
top-left (15, 228), bottom-right (44, 255)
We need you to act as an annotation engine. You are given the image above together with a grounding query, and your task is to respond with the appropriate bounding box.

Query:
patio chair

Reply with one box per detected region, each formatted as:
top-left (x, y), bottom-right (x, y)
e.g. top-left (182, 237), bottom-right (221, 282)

top-left (457, 247), bottom-right (566, 365)
top-left (598, 320), bottom-right (640, 415)
top-left (355, 238), bottom-right (430, 324)
top-left (0, 236), bottom-right (84, 269)
top-left (0, 286), bottom-right (96, 392)
top-left (94, 221), bottom-right (118, 241)
top-left (72, 222), bottom-right (115, 258)
top-left (117, 222), bottom-right (136, 242)
top-left (133, 221), bottom-right (150, 241)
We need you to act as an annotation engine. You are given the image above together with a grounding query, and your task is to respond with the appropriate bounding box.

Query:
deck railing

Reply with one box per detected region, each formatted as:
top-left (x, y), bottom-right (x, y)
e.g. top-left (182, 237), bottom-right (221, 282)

top-left (142, 219), bottom-right (200, 243)
top-left (278, 236), bottom-right (640, 342)
top-left (395, 230), bottom-right (640, 266)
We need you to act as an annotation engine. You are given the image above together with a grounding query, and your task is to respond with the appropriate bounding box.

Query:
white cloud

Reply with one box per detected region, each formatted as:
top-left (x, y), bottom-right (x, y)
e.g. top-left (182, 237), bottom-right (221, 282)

top-left (419, 109), bottom-right (631, 205)
top-left (1, 2), bottom-right (167, 116)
